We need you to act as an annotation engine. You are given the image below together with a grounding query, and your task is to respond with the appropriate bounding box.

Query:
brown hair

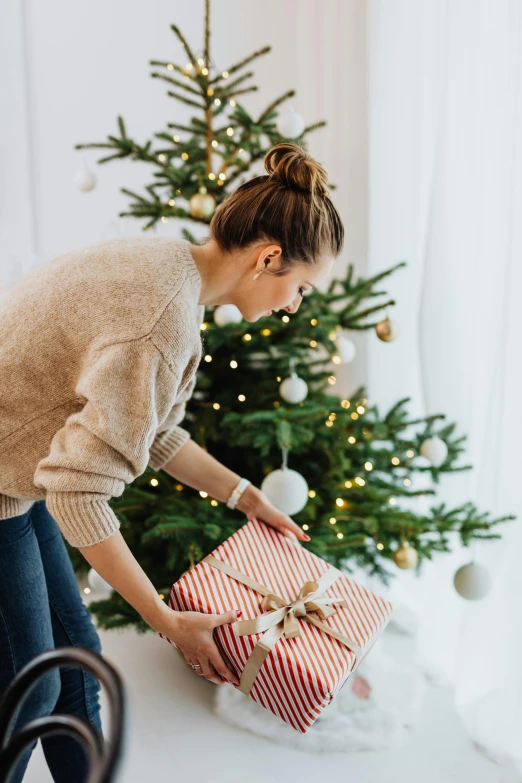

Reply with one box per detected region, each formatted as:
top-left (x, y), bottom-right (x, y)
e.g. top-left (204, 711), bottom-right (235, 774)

top-left (209, 142), bottom-right (344, 273)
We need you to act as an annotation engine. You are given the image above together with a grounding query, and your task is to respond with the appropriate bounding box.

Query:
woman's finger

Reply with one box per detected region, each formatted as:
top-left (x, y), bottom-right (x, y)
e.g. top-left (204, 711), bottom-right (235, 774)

top-left (206, 641), bottom-right (240, 686)
top-left (198, 656), bottom-right (224, 685)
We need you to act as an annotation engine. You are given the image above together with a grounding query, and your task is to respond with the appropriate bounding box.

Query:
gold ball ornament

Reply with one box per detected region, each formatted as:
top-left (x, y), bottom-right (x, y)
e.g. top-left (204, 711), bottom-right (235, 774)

top-left (376, 315), bottom-right (400, 342)
top-left (189, 187), bottom-right (216, 219)
top-left (393, 540), bottom-right (419, 570)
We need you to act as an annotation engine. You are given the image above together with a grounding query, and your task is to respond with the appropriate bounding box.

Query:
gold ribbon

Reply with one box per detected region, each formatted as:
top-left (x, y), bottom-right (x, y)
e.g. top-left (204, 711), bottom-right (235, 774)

top-left (203, 555), bottom-right (362, 695)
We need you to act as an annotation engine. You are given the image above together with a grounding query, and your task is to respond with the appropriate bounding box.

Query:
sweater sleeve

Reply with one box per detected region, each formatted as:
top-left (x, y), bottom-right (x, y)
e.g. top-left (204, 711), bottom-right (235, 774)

top-left (33, 338), bottom-right (183, 548)
top-left (147, 373), bottom-right (197, 471)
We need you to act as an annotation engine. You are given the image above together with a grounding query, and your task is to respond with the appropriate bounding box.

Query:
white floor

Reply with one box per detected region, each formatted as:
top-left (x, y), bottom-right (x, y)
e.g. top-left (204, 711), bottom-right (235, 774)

top-left (21, 612), bottom-right (518, 783)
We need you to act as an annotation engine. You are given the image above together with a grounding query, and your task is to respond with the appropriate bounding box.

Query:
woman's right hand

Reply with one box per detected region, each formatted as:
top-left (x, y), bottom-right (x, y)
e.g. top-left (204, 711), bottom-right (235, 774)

top-left (153, 604), bottom-right (241, 686)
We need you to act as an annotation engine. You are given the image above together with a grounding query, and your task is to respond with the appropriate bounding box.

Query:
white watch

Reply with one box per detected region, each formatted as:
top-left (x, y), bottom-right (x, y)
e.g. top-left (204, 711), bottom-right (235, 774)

top-left (226, 477), bottom-right (251, 510)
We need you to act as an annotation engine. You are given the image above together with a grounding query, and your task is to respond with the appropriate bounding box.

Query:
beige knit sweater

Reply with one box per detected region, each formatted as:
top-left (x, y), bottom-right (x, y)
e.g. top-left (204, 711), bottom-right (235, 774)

top-left (0, 236), bottom-right (205, 547)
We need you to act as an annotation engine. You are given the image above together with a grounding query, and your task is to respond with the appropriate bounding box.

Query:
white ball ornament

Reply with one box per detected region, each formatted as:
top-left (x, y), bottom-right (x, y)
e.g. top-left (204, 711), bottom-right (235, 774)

top-left (420, 436), bottom-right (448, 467)
top-left (335, 333), bottom-right (357, 363)
top-left (277, 106), bottom-right (305, 139)
top-left (74, 167), bottom-right (97, 192)
top-left (213, 303), bottom-right (243, 326)
top-left (87, 567), bottom-right (112, 594)
top-left (279, 374), bottom-right (308, 404)
top-left (261, 467), bottom-right (309, 516)
top-left (189, 187), bottom-right (216, 219)
top-left (454, 562), bottom-right (492, 601)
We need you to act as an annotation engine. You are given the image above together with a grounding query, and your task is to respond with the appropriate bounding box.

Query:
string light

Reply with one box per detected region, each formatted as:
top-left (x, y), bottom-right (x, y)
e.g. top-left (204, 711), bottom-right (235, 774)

top-left (404, 478), bottom-right (412, 486)
top-left (211, 500), bottom-right (218, 506)
top-left (218, 173), bottom-right (227, 181)
top-left (201, 67), bottom-right (209, 75)
top-left (348, 436), bottom-right (356, 444)
top-left (364, 462), bottom-right (373, 471)
top-left (222, 71), bottom-right (229, 78)
top-left (391, 457), bottom-right (400, 465)
top-left (214, 98), bottom-right (221, 106)
top-left (326, 421), bottom-right (333, 427)
top-left (376, 543), bottom-right (384, 550)
top-left (282, 315), bottom-right (290, 323)
top-left (261, 328), bottom-right (271, 336)
top-left (176, 189), bottom-right (182, 195)
top-left (84, 587), bottom-right (91, 594)
top-left (328, 376), bottom-right (336, 385)
top-left (243, 333), bottom-right (252, 341)
top-left (329, 517), bottom-right (337, 524)
top-left (211, 139), bottom-right (218, 147)
top-left (337, 532), bottom-right (344, 539)
top-left (406, 449), bottom-right (415, 458)
top-left (158, 154), bottom-right (166, 162)
top-left (273, 401), bottom-right (280, 408)
top-left (328, 413), bottom-right (336, 421)
top-left (167, 64), bottom-right (174, 71)
top-left (181, 152), bottom-right (189, 160)
top-left (213, 402), bottom-right (220, 410)
top-left (197, 58), bottom-right (205, 65)
top-left (332, 355), bottom-right (342, 365)
top-left (308, 490), bottom-right (316, 498)
top-left (389, 497), bottom-right (397, 505)
top-left (344, 480), bottom-right (352, 488)
top-left (161, 217), bottom-right (168, 223)
top-left (354, 477), bottom-right (365, 486)
top-left (357, 406), bottom-right (365, 414)
top-left (238, 394), bottom-right (246, 402)
top-left (230, 360), bottom-right (238, 368)
top-left (310, 340), bottom-right (317, 348)
top-left (310, 319), bottom-right (318, 326)
top-left (207, 88), bottom-right (214, 97)
top-left (175, 484), bottom-right (183, 491)
top-left (229, 100), bottom-right (236, 107)
top-left (335, 498), bottom-right (344, 507)
top-left (276, 376), bottom-right (282, 382)
top-left (226, 127), bottom-right (234, 137)
top-left (208, 172), bottom-right (216, 180)
top-left (199, 490), bottom-right (208, 497)
top-left (350, 412), bottom-right (359, 420)
top-left (204, 354), bottom-right (212, 362)
top-left (341, 400), bottom-right (350, 408)
top-left (200, 322), bottom-right (208, 330)
top-left (173, 135), bottom-right (181, 142)
top-left (169, 198), bottom-right (176, 206)
top-left (149, 478), bottom-right (159, 487)
top-left (302, 524), bottom-right (310, 531)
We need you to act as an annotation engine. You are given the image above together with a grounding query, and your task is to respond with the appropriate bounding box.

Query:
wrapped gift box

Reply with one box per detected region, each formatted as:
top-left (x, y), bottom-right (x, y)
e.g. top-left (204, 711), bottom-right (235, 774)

top-left (159, 517), bottom-right (393, 733)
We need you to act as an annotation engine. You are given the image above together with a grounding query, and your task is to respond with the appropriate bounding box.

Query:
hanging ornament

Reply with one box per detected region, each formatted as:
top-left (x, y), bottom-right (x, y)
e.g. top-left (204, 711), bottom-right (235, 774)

top-left (335, 332), bottom-right (357, 363)
top-left (189, 187), bottom-right (216, 219)
top-left (87, 567), bottom-right (112, 594)
top-left (261, 454), bottom-right (309, 516)
top-left (375, 315), bottom-right (400, 342)
top-left (213, 303), bottom-right (243, 326)
top-left (392, 541), bottom-right (419, 570)
top-left (420, 436), bottom-right (448, 467)
top-left (276, 106), bottom-right (306, 139)
top-left (279, 357), bottom-right (308, 404)
top-left (74, 166), bottom-right (97, 192)
top-left (454, 562), bottom-right (492, 601)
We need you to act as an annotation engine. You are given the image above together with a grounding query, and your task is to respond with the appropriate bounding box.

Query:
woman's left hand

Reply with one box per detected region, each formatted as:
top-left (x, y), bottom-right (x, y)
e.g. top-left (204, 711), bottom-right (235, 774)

top-left (243, 489), bottom-right (310, 544)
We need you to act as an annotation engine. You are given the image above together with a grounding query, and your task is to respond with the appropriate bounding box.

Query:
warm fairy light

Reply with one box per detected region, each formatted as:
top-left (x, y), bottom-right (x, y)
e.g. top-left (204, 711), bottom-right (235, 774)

top-left (207, 88), bottom-right (215, 96)
top-left (158, 154), bottom-right (166, 162)
top-left (261, 328), bottom-right (271, 336)
top-left (344, 480), bottom-right (353, 488)
top-left (185, 62), bottom-right (192, 70)
top-left (357, 406), bottom-right (365, 414)
top-left (230, 360), bottom-right (238, 368)
top-left (226, 127), bottom-right (234, 137)
top-left (335, 498), bottom-right (344, 507)
top-left (337, 532), bottom-right (344, 539)
top-left (355, 477), bottom-right (365, 486)
top-left (161, 217), bottom-right (168, 223)
top-left (176, 189), bottom-right (182, 194)
top-left (204, 354), bottom-right (212, 362)
top-left (181, 152), bottom-right (189, 160)
top-left (211, 500), bottom-right (218, 506)
top-left (230, 100), bottom-right (236, 107)
top-left (208, 173), bottom-right (216, 180)
top-left (211, 139), bottom-right (218, 147)
top-left (169, 199), bottom-right (176, 206)
top-left (273, 400), bottom-right (280, 407)
top-left (276, 376), bottom-right (282, 382)
top-left (175, 484), bottom-right (183, 491)
top-left (406, 449), bottom-right (415, 458)
top-left (200, 322), bottom-right (208, 330)
top-left (197, 58), bottom-right (205, 65)
top-left (238, 394), bottom-right (246, 402)
top-left (150, 478), bottom-right (159, 487)
top-left (329, 517), bottom-right (337, 524)
top-left (364, 462), bottom-right (373, 471)
top-left (218, 173), bottom-right (227, 180)
top-left (389, 497), bottom-right (397, 504)
top-left (391, 457), bottom-right (400, 465)
top-left (214, 98), bottom-right (221, 106)
top-left (84, 587), bottom-right (91, 594)
top-left (167, 64), bottom-right (174, 71)
top-left (328, 376), bottom-right (336, 385)
top-left (202, 67), bottom-right (209, 75)
top-left (243, 333), bottom-right (252, 341)
top-left (341, 400), bottom-right (350, 408)
top-left (282, 315), bottom-right (290, 323)
top-left (213, 402), bottom-right (220, 410)
top-left (376, 543), bottom-right (384, 551)
top-left (404, 478), bottom-right (412, 486)
top-left (332, 355), bottom-right (342, 365)
top-left (173, 135), bottom-right (180, 142)
top-left (310, 340), bottom-right (317, 348)
top-left (302, 524), bottom-right (310, 531)
top-left (310, 319), bottom-right (318, 326)
top-left (199, 490), bottom-right (208, 497)
top-left (350, 412), bottom-right (359, 420)
top-left (348, 436), bottom-right (356, 444)
top-left (239, 148), bottom-right (244, 153)
top-left (222, 70), bottom-right (229, 78)
top-left (329, 331), bottom-right (337, 340)
top-left (326, 421), bottom-right (333, 427)
top-left (308, 490), bottom-right (316, 498)
top-left (328, 413), bottom-right (336, 421)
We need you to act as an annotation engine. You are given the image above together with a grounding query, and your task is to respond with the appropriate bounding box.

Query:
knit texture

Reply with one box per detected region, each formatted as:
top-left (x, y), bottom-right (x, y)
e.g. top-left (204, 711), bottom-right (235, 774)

top-left (0, 236), bottom-right (204, 547)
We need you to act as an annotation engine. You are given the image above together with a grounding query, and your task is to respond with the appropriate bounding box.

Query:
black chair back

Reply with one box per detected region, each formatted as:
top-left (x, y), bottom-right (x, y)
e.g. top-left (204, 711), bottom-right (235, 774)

top-left (0, 647), bottom-right (127, 783)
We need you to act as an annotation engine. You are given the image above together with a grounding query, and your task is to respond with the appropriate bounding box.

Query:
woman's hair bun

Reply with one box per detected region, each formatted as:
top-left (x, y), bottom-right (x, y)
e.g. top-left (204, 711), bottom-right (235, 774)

top-left (264, 142), bottom-right (329, 198)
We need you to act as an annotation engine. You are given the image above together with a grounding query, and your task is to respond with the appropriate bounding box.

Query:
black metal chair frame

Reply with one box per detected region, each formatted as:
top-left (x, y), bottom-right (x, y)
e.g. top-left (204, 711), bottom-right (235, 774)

top-left (0, 647), bottom-right (127, 783)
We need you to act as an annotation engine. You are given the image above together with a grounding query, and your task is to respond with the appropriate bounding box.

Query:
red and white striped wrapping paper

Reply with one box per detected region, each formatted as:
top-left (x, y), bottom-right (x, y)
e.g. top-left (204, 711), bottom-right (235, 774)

top-left (159, 517), bottom-right (393, 733)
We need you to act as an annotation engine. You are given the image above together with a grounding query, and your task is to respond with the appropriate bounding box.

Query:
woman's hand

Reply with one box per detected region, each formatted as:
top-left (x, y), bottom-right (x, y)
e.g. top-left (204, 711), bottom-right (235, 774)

top-left (237, 485), bottom-right (311, 543)
top-left (152, 603), bottom-right (241, 686)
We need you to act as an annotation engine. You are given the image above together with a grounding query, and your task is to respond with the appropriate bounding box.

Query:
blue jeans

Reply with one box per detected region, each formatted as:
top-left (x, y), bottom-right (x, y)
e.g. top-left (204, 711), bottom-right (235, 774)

top-left (0, 500), bottom-right (103, 783)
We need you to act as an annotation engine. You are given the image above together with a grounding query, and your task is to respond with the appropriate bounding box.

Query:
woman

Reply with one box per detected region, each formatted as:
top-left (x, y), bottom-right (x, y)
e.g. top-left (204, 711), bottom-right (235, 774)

top-left (0, 142), bottom-right (343, 781)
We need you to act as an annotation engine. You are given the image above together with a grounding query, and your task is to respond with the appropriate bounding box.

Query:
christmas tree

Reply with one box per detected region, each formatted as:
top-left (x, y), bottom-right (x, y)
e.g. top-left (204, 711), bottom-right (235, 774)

top-left (72, 0), bottom-right (513, 631)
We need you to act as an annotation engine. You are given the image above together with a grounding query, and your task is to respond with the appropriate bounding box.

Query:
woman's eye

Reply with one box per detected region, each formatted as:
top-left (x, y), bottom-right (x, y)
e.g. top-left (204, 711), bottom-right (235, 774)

top-left (298, 287), bottom-right (311, 298)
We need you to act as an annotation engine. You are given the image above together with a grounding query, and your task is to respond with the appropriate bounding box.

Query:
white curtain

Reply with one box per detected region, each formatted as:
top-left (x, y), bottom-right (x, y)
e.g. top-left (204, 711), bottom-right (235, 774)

top-left (367, 0), bottom-right (522, 771)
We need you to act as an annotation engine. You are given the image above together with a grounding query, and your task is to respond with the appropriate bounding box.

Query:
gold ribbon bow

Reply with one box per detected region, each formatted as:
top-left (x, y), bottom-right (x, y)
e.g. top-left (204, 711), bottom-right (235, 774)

top-left (203, 555), bottom-right (362, 695)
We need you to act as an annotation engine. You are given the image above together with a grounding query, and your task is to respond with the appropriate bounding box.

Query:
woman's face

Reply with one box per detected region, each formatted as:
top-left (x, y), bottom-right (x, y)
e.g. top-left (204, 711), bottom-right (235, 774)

top-left (239, 244), bottom-right (335, 323)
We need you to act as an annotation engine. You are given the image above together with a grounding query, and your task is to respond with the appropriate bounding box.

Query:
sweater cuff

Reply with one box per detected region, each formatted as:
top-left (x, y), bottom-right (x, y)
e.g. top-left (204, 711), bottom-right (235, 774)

top-left (45, 491), bottom-right (121, 548)
top-left (148, 426), bottom-right (191, 472)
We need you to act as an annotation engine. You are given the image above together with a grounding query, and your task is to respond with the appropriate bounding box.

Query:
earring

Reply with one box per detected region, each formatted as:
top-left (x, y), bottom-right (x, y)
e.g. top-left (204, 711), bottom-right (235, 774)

top-left (253, 270), bottom-right (263, 280)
